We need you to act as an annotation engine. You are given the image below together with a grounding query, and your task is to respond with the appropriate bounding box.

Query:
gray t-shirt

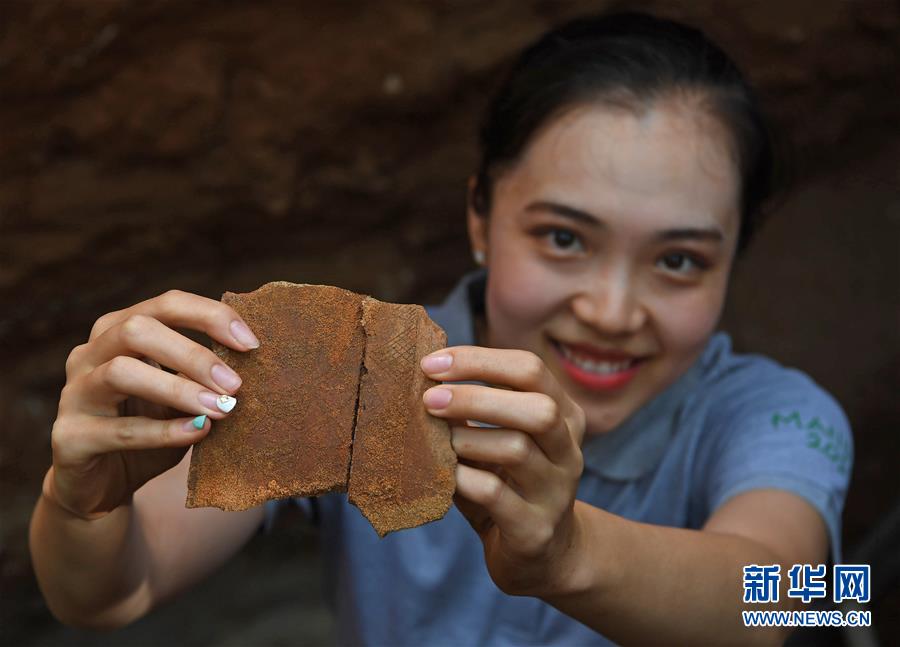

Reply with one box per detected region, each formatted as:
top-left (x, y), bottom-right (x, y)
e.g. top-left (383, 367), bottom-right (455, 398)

top-left (266, 268), bottom-right (852, 646)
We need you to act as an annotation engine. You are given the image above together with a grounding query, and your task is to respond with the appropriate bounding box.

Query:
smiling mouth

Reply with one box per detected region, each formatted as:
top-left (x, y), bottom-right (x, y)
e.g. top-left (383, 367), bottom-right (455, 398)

top-left (549, 338), bottom-right (643, 371)
top-left (547, 337), bottom-right (648, 391)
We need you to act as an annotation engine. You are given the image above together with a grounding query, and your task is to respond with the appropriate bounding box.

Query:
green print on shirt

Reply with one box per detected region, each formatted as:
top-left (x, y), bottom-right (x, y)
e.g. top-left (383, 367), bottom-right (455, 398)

top-left (771, 411), bottom-right (850, 474)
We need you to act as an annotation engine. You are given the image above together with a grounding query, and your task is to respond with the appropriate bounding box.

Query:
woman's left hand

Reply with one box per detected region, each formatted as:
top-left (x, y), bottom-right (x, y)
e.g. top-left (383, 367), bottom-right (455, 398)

top-left (421, 345), bottom-right (586, 597)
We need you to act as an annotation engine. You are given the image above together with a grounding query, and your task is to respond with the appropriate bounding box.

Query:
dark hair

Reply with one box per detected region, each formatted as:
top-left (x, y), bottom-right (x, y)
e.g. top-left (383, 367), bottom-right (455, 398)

top-left (471, 11), bottom-right (774, 253)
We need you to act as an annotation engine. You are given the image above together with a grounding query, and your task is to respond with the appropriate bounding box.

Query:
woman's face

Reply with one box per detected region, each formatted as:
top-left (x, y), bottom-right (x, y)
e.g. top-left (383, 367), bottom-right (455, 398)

top-left (469, 100), bottom-right (741, 435)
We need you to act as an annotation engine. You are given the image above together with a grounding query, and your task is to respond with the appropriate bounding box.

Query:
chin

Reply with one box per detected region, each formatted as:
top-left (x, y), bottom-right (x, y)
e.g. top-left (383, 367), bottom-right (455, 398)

top-left (537, 336), bottom-right (649, 429)
top-left (579, 392), bottom-right (647, 435)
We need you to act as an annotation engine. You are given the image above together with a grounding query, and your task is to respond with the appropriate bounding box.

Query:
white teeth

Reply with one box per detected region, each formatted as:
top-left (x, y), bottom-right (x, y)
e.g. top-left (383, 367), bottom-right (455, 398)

top-left (559, 343), bottom-right (633, 374)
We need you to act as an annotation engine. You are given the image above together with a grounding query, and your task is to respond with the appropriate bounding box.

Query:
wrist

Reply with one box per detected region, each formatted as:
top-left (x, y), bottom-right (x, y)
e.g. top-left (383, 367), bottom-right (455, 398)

top-left (539, 501), bottom-right (616, 604)
top-left (41, 466), bottom-right (120, 522)
top-left (541, 502), bottom-right (592, 598)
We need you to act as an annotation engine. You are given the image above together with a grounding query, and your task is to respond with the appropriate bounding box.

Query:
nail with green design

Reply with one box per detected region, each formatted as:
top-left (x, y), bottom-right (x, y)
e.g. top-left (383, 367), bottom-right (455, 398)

top-left (192, 414), bottom-right (208, 430)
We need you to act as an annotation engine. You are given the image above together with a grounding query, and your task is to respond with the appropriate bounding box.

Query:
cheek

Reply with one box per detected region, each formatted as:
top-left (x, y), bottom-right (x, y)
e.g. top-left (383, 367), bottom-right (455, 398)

top-left (653, 281), bottom-right (727, 358)
top-left (485, 244), bottom-right (563, 344)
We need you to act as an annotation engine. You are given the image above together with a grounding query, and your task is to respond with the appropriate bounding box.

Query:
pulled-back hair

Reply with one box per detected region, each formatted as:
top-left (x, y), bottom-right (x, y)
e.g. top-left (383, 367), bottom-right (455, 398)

top-left (471, 11), bottom-right (774, 253)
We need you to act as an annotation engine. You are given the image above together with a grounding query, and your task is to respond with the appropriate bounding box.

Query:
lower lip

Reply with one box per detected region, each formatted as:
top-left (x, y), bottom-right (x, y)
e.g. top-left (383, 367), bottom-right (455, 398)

top-left (551, 340), bottom-right (643, 391)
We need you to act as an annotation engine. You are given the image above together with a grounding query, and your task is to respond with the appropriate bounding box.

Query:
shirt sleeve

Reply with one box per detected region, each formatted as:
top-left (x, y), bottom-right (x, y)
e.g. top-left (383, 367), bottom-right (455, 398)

top-left (701, 364), bottom-right (853, 563)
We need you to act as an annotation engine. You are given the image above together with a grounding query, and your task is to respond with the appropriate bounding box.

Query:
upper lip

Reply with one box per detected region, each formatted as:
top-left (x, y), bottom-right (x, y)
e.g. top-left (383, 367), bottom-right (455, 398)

top-left (551, 337), bottom-right (644, 361)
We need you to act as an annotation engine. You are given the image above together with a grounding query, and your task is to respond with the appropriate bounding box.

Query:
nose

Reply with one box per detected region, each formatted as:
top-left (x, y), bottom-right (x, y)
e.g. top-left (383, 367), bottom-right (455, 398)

top-left (571, 270), bottom-right (646, 335)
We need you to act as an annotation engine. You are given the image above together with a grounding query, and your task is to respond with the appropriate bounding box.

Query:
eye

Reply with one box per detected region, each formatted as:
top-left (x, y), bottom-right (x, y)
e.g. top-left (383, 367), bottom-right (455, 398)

top-left (538, 227), bottom-right (584, 253)
top-left (657, 252), bottom-right (707, 275)
top-left (551, 229), bottom-right (577, 248)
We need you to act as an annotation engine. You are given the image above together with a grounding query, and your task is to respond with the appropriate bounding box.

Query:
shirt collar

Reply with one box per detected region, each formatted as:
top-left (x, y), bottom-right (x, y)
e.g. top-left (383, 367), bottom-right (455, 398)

top-left (429, 268), bottom-right (726, 482)
top-left (583, 334), bottom-right (731, 481)
top-left (579, 362), bottom-right (702, 481)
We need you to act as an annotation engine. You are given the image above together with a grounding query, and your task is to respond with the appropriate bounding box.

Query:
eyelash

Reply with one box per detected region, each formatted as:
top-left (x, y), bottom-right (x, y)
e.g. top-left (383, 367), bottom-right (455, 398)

top-left (533, 226), bottom-right (710, 275)
top-left (534, 227), bottom-right (585, 254)
top-left (655, 251), bottom-right (710, 276)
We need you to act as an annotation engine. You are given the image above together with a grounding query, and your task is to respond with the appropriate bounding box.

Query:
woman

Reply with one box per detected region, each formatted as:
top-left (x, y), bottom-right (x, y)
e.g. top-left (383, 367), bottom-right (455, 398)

top-left (29, 11), bottom-right (851, 645)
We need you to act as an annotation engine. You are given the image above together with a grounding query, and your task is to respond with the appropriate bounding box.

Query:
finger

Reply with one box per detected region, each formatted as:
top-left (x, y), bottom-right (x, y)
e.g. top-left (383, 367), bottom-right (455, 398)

top-left (422, 345), bottom-right (585, 445)
top-left (421, 346), bottom-right (568, 412)
top-left (453, 491), bottom-right (493, 536)
top-left (69, 355), bottom-right (237, 420)
top-left (451, 425), bottom-right (555, 501)
top-left (119, 358), bottom-right (168, 419)
top-left (53, 411), bottom-right (212, 464)
top-left (76, 314), bottom-right (243, 396)
top-left (455, 463), bottom-right (538, 548)
top-left (425, 384), bottom-right (576, 465)
top-left (85, 289), bottom-right (260, 350)
top-left (458, 456), bottom-right (503, 477)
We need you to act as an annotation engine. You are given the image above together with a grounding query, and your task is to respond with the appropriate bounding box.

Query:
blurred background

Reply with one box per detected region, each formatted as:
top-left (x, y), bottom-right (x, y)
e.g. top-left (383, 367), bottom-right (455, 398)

top-left (1, 0), bottom-right (897, 645)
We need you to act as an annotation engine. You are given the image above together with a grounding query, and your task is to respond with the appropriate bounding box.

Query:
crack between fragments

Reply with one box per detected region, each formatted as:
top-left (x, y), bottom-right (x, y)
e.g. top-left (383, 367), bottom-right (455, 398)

top-left (345, 306), bottom-right (368, 490)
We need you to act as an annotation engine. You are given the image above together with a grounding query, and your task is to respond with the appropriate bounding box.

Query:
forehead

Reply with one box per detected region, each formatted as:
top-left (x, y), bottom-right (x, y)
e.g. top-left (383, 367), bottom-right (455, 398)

top-left (497, 100), bottom-right (741, 237)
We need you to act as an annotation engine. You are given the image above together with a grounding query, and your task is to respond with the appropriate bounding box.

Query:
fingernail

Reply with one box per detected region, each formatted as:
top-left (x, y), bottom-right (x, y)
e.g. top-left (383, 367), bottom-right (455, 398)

top-left (423, 387), bottom-right (452, 409)
top-left (198, 391), bottom-right (227, 413)
top-left (188, 414), bottom-right (207, 431)
top-left (421, 353), bottom-right (453, 373)
top-left (215, 394), bottom-right (237, 413)
top-left (211, 363), bottom-right (242, 391)
top-left (230, 320), bottom-right (260, 349)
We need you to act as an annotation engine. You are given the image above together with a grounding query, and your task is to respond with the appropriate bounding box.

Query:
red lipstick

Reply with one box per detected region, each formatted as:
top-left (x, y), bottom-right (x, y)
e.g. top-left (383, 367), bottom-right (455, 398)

top-left (549, 338), bottom-right (644, 391)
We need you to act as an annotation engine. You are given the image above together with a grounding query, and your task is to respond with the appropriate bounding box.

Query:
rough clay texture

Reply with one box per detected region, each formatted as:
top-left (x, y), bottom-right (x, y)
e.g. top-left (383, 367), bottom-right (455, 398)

top-left (186, 282), bottom-right (365, 510)
top-left (186, 282), bottom-right (455, 535)
top-left (349, 297), bottom-right (456, 536)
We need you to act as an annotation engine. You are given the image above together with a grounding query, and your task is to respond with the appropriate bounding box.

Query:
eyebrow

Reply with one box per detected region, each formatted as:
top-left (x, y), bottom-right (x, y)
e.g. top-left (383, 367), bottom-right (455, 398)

top-left (524, 200), bottom-right (724, 243)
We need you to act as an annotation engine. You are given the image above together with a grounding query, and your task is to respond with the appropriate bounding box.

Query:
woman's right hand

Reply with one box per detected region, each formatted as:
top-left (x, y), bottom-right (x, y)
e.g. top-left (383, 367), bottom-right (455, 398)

top-left (45, 289), bottom-right (260, 520)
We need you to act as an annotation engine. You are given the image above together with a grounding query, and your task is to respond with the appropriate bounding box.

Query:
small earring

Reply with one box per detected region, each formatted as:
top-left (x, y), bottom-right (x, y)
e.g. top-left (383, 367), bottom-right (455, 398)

top-left (473, 250), bottom-right (485, 266)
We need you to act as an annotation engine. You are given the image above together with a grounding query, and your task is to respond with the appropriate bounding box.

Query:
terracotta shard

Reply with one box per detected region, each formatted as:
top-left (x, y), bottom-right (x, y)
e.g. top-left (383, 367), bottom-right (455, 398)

top-left (186, 282), bottom-right (365, 511)
top-left (186, 282), bottom-right (456, 536)
top-left (348, 298), bottom-right (456, 536)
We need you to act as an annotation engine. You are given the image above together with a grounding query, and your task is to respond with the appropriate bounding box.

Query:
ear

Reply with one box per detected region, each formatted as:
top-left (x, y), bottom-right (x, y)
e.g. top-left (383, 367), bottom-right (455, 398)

top-left (466, 175), bottom-right (489, 265)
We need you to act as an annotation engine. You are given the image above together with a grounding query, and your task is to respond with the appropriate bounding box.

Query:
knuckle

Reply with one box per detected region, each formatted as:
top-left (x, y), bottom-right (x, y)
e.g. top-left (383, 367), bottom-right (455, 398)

top-left (570, 450), bottom-right (585, 480)
top-left (49, 433), bottom-right (64, 460)
top-left (158, 289), bottom-right (186, 316)
top-left (572, 403), bottom-right (586, 433)
top-left (50, 417), bottom-right (84, 465)
top-left (50, 419), bottom-right (71, 455)
top-left (65, 344), bottom-right (87, 378)
top-left (119, 314), bottom-right (151, 345)
top-left (102, 355), bottom-right (133, 387)
top-left (532, 521), bottom-right (555, 552)
top-left (158, 421), bottom-right (174, 446)
top-left (521, 351), bottom-right (545, 384)
top-left (89, 312), bottom-right (117, 341)
top-left (482, 473), bottom-right (505, 507)
top-left (506, 433), bottom-right (532, 466)
top-left (535, 394), bottom-right (560, 430)
top-left (115, 417), bottom-right (138, 446)
top-left (58, 381), bottom-right (77, 411)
